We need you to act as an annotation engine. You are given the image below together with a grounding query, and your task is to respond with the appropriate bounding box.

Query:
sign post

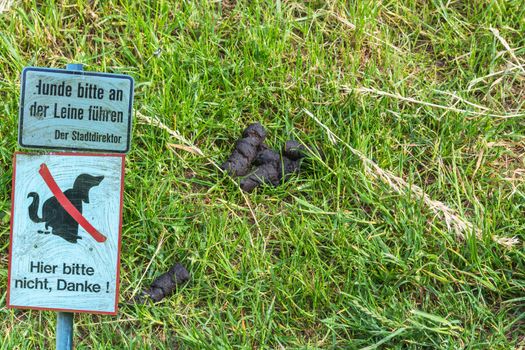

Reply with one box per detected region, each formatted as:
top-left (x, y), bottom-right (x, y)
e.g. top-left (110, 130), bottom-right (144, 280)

top-left (56, 312), bottom-right (73, 350)
top-left (58, 63), bottom-right (81, 350)
top-left (7, 64), bottom-right (133, 350)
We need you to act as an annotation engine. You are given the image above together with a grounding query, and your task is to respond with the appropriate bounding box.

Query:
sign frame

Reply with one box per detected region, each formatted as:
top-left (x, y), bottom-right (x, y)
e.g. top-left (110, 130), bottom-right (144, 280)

top-left (18, 67), bottom-right (134, 153)
top-left (7, 151), bottom-right (125, 315)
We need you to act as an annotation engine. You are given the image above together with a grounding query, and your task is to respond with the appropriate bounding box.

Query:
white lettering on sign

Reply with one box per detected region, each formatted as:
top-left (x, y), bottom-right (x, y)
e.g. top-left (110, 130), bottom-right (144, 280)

top-left (7, 153), bottom-right (124, 314)
top-left (19, 67), bottom-right (134, 153)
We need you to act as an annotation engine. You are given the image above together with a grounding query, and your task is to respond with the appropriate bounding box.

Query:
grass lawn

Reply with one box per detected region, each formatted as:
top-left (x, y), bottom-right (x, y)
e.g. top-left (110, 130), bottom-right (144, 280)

top-left (1, 0), bottom-right (524, 348)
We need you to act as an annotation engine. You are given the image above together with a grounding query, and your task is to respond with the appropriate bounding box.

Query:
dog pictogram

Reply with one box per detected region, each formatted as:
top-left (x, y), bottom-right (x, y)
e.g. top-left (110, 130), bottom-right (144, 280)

top-left (27, 165), bottom-right (105, 243)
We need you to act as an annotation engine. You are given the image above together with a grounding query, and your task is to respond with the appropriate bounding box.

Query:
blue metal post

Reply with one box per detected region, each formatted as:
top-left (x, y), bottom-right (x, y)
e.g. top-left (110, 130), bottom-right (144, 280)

top-left (56, 62), bottom-right (84, 350)
top-left (56, 312), bottom-right (74, 349)
top-left (66, 63), bottom-right (84, 71)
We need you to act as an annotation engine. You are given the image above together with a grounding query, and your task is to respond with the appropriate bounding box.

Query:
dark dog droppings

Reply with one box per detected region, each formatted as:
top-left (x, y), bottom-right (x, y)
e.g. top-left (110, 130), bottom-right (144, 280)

top-left (283, 140), bottom-right (306, 160)
top-left (220, 123), bottom-right (267, 177)
top-left (240, 148), bottom-right (281, 192)
top-left (222, 124), bottom-right (308, 192)
top-left (134, 263), bottom-right (190, 303)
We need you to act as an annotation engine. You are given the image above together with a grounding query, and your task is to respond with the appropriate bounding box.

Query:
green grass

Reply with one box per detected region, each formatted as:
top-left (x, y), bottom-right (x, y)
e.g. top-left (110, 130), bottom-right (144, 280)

top-left (1, 0), bottom-right (524, 348)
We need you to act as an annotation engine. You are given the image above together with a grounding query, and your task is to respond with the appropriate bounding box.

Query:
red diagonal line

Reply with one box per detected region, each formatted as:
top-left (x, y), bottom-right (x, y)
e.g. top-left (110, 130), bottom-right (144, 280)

top-left (38, 163), bottom-right (107, 243)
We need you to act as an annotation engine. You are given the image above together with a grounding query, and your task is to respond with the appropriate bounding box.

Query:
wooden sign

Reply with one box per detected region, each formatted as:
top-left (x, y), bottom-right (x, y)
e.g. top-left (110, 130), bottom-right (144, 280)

top-left (19, 67), bottom-right (134, 153)
top-left (7, 152), bottom-right (124, 314)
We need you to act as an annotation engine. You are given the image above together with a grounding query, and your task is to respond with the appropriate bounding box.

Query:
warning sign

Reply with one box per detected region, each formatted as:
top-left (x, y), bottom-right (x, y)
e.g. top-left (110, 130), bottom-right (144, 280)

top-left (19, 67), bottom-right (134, 153)
top-left (7, 152), bottom-right (124, 314)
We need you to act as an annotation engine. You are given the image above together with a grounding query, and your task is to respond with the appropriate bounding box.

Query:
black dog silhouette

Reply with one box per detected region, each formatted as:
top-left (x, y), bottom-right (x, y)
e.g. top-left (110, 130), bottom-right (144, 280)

top-left (28, 173), bottom-right (104, 243)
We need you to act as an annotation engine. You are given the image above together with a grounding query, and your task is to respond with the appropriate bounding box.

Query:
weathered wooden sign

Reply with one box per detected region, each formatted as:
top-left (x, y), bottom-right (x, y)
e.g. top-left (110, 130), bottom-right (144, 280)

top-left (7, 153), bottom-right (124, 314)
top-left (19, 67), bottom-right (134, 153)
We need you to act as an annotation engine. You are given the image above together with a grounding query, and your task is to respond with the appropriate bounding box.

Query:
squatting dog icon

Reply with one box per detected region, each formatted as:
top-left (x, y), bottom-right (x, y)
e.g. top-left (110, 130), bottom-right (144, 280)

top-left (27, 173), bottom-right (104, 243)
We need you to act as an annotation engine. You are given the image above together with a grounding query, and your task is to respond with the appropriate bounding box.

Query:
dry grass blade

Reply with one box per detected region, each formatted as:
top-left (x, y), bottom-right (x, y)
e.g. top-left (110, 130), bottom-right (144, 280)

top-left (304, 109), bottom-right (519, 248)
top-left (129, 229), bottom-right (166, 300)
top-left (433, 90), bottom-right (490, 111)
top-left (167, 143), bottom-right (203, 155)
top-left (136, 111), bottom-right (204, 156)
top-left (350, 87), bottom-right (525, 118)
top-left (0, 0), bottom-right (14, 13)
top-left (467, 63), bottom-right (525, 90)
top-left (489, 27), bottom-right (525, 74)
